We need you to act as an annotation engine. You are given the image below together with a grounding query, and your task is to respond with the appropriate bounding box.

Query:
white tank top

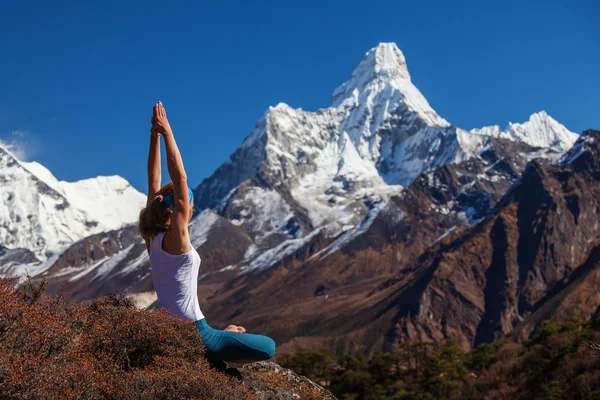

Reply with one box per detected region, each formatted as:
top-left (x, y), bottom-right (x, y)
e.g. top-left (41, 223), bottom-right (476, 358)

top-left (149, 232), bottom-right (204, 322)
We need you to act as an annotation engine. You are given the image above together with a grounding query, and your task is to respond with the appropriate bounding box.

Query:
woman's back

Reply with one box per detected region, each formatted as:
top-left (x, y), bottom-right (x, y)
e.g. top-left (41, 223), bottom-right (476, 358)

top-left (149, 231), bottom-right (203, 322)
top-left (141, 101), bottom-right (275, 363)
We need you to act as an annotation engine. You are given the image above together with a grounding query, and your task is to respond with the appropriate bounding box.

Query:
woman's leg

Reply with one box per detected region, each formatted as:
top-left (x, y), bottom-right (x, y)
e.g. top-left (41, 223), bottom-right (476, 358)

top-left (211, 329), bottom-right (276, 362)
top-left (196, 319), bottom-right (276, 362)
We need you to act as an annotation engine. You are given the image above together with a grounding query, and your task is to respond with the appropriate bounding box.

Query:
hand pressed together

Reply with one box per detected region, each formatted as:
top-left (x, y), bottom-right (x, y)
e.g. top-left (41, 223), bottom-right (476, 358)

top-left (152, 101), bottom-right (172, 136)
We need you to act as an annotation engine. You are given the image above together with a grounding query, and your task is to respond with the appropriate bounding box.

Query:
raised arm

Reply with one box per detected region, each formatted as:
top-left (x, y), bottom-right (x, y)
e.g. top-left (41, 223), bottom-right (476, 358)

top-left (146, 105), bottom-right (162, 206)
top-left (154, 101), bottom-right (192, 252)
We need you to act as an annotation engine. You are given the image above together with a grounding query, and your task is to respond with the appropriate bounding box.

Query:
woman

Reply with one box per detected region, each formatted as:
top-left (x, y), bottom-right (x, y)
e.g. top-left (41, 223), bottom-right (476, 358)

top-left (139, 101), bottom-right (275, 364)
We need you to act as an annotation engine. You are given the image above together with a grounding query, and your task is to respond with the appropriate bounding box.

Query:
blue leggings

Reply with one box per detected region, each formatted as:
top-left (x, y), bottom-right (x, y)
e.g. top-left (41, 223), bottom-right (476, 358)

top-left (195, 318), bottom-right (276, 361)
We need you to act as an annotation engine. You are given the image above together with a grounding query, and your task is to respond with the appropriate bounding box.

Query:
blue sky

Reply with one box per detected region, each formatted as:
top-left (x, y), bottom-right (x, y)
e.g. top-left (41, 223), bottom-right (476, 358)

top-left (1, 0), bottom-right (598, 192)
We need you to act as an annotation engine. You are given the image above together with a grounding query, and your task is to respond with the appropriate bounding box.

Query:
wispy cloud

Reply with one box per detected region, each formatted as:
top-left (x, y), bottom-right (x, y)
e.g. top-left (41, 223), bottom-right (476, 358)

top-left (0, 130), bottom-right (36, 161)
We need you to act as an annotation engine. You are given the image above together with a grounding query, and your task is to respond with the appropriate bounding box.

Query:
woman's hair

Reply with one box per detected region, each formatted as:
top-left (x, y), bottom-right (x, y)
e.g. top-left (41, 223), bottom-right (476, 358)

top-left (138, 182), bottom-right (175, 242)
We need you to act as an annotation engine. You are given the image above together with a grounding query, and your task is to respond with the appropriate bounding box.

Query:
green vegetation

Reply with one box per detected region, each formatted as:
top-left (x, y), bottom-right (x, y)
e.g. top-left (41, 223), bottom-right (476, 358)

top-left (280, 317), bottom-right (600, 400)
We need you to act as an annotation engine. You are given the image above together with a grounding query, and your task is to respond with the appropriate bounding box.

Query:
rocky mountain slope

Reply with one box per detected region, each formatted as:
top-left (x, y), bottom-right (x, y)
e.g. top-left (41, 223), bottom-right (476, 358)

top-left (195, 133), bottom-right (590, 354)
top-left (242, 129), bottom-right (600, 354)
top-left (378, 129), bottom-right (600, 350)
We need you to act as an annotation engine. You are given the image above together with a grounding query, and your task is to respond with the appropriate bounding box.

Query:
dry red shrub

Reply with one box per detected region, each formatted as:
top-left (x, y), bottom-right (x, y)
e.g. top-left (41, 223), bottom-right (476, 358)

top-left (0, 278), bottom-right (255, 399)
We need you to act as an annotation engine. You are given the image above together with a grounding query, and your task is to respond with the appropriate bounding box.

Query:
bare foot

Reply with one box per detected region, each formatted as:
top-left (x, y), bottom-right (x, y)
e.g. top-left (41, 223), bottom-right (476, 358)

top-left (225, 325), bottom-right (246, 333)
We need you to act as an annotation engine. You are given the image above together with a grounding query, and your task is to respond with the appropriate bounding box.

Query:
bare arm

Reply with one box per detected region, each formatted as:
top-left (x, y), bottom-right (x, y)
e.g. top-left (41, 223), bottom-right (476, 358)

top-left (147, 132), bottom-right (162, 206)
top-left (154, 101), bottom-right (191, 252)
top-left (147, 104), bottom-right (162, 206)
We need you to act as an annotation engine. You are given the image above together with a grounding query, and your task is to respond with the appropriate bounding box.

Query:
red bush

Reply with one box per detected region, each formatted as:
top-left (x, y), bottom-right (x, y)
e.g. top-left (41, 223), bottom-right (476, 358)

top-left (0, 278), bottom-right (255, 399)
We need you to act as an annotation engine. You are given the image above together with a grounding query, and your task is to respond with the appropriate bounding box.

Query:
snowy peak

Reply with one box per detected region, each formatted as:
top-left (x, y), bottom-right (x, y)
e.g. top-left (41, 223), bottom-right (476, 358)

top-left (0, 145), bottom-right (63, 199)
top-left (0, 144), bottom-right (145, 263)
top-left (471, 111), bottom-right (578, 152)
top-left (370, 42), bottom-right (410, 79)
top-left (332, 42), bottom-right (449, 128)
top-left (332, 43), bottom-right (410, 100)
top-left (59, 175), bottom-right (146, 234)
top-left (507, 111), bottom-right (578, 152)
top-left (21, 159), bottom-right (145, 232)
top-left (20, 161), bottom-right (61, 190)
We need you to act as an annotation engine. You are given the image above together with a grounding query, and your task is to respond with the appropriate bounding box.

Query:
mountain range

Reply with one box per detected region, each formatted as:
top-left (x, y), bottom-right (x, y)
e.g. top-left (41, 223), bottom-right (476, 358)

top-left (3, 42), bottom-right (597, 354)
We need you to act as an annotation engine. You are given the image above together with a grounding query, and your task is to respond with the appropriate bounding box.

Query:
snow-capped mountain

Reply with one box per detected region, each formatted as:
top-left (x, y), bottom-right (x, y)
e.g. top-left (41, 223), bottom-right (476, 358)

top-left (470, 110), bottom-right (577, 152)
top-left (0, 144), bottom-right (145, 276)
top-left (195, 42), bottom-right (578, 249)
top-left (10, 42), bottom-right (578, 286)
